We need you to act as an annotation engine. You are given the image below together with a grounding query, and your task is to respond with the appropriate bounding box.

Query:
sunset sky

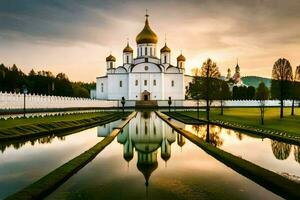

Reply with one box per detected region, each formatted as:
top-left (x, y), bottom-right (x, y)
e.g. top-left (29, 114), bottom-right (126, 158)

top-left (1, 0), bottom-right (300, 82)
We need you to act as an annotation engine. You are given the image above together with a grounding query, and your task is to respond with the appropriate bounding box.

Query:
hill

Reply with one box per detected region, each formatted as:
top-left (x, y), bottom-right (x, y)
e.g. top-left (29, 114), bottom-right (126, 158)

top-left (241, 76), bottom-right (271, 88)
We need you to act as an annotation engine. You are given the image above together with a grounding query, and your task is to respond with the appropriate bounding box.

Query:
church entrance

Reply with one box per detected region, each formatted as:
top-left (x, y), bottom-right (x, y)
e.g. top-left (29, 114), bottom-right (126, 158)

top-left (142, 90), bottom-right (150, 101)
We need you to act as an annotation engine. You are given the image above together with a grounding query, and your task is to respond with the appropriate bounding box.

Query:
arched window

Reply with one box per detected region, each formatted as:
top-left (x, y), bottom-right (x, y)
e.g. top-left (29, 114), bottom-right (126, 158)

top-left (164, 55), bottom-right (167, 63)
top-left (171, 80), bottom-right (174, 87)
top-left (145, 121), bottom-right (148, 135)
top-left (145, 47), bottom-right (147, 56)
top-left (135, 80), bottom-right (138, 86)
top-left (119, 81), bottom-right (122, 87)
top-left (126, 55), bottom-right (129, 63)
top-left (153, 80), bottom-right (156, 86)
top-left (150, 47), bottom-right (152, 56)
top-left (101, 83), bottom-right (103, 92)
top-left (110, 62), bottom-right (113, 68)
top-left (144, 80), bottom-right (147, 86)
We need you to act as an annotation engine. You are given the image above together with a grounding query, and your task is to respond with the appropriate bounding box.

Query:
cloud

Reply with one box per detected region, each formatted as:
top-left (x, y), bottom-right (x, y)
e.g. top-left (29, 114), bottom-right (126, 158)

top-left (0, 0), bottom-right (300, 81)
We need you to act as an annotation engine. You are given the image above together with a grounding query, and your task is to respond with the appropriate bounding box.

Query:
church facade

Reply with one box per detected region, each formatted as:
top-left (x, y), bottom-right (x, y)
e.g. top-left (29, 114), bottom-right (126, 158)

top-left (94, 14), bottom-right (192, 100)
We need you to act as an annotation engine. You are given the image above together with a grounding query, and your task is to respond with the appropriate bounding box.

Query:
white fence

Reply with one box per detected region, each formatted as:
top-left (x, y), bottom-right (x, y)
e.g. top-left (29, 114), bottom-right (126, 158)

top-left (0, 92), bottom-right (297, 111)
top-left (0, 92), bottom-right (119, 110)
top-left (158, 99), bottom-right (295, 107)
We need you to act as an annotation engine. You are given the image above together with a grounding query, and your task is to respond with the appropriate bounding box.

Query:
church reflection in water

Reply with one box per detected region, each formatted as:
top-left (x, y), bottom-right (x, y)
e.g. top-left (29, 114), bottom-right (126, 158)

top-left (97, 112), bottom-right (185, 186)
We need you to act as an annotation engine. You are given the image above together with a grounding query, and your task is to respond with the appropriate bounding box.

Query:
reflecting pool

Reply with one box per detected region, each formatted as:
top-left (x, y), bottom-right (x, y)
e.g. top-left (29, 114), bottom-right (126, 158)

top-left (0, 120), bottom-right (120, 199)
top-left (47, 112), bottom-right (281, 200)
top-left (185, 123), bottom-right (300, 182)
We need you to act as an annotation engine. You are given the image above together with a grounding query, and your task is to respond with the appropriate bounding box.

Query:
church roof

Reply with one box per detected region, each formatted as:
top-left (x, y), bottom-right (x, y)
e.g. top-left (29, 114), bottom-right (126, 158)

top-left (123, 42), bottom-right (133, 53)
top-left (106, 54), bottom-right (116, 62)
top-left (136, 15), bottom-right (158, 44)
top-left (177, 54), bottom-right (186, 61)
top-left (160, 43), bottom-right (171, 53)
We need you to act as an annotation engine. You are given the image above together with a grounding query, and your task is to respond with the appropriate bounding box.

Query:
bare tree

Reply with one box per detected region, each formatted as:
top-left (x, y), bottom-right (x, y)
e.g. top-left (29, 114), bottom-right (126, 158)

top-left (191, 67), bottom-right (201, 77)
top-left (201, 58), bottom-right (221, 122)
top-left (256, 82), bottom-right (269, 125)
top-left (219, 80), bottom-right (231, 115)
top-left (271, 58), bottom-right (293, 118)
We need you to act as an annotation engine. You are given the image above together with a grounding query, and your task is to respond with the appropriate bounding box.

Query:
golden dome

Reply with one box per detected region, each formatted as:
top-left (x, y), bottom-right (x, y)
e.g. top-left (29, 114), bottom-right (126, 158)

top-left (160, 43), bottom-right (171, 53)
top-left (136, 16), bottom-right (158, 44)
top-left (106, 54), bottom-right (116, 62)
top-left (123, 42), bottom-right (133, 53)
top-left (177, 54), bottom-right (186, 62)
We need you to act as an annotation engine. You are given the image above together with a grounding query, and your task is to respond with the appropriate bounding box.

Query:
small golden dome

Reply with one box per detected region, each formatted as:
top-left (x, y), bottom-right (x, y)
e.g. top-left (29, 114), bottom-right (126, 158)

top-left (136, 16), bottom-right (158, 44)
top-left (106, 54), bottom-right (116, 62)
top-left (177, 54), bottom-right (186, 62)
top-left (123, 43), bottom-right (133, 53)
top-left (160, 43), bottom-right (171, 53)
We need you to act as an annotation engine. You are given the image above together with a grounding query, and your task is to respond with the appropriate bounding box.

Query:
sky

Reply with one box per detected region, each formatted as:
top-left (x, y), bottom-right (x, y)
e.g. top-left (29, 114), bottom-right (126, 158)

top-left (0, 0), bottom-right (300, 82)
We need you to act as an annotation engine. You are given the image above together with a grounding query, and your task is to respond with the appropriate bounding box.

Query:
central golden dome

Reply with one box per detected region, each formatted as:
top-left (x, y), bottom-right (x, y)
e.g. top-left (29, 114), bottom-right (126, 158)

top-left (136, 16), bottom-right (158, 44)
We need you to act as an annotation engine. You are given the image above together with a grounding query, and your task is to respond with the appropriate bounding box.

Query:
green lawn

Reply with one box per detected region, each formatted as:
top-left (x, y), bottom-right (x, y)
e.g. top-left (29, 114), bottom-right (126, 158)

top-left (181, 107), bottom-right (300, 136)
top-left (0, 112), bottom-right (112, 129)
top-left (0, 112), bottom-right (126, 140)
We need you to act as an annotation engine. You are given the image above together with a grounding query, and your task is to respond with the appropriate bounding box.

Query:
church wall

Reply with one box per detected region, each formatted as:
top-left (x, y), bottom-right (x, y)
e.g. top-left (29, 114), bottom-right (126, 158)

top-left (96, 77), bottom-right (108, 99)
top-left (164, 73), bottom-right (184, 100)
top-left (107, 74), bottom-right (128, 100)
top-left (128, 72), bottom-right (163, 100)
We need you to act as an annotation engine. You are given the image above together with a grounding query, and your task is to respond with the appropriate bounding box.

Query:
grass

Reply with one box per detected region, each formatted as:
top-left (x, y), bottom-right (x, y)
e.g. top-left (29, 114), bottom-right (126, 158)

top-left (5, 112), bottom-right (136, 200)
top-left (0, 112), bottom-right (112, 129)
top-left (178, 107), bottom-right (300, 137)
top-left (0, 112), bottom-right (128, 140)
top-left (156, 111), bottom-right (300, 200)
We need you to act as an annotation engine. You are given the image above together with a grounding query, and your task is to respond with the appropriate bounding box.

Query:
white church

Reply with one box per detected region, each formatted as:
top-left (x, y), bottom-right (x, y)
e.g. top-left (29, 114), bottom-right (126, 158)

top-left (94, 14), bottom-right (192, 100)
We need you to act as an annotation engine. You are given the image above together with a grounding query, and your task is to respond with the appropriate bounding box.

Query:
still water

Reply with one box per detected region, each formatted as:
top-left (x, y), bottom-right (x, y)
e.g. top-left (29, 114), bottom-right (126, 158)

top-left (0, 120), bottom-right (120, 199)
top-left (185, 123), bottom-right (300, 182)
top-left (46, 112), bottom-right (281, 200)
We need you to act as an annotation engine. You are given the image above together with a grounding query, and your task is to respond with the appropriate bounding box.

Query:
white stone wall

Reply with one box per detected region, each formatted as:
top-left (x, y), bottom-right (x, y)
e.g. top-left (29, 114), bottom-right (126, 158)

top-left (107, 74), bottom-right (128, 100)
top-left (164, 73), bottom-right (184, 100)
top-left (1, 92), bottom-right (297, 111)
top-left (157, 100), bottom-right (296, 107)
top-left (0, 92), bottom-right (119, 110)
top-left (128, 72), bottom-right (163, 100)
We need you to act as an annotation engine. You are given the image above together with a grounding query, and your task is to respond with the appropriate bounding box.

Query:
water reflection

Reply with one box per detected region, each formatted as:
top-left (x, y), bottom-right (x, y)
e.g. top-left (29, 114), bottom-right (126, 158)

top-left (0, 134), bottom-right (66, 153)
top-left (271, 141), bottom-right (292, 160)
top-left (191, 124), bottom-right (224, 147)
top-left (98, 112), bottom-right (178, 186)
top-left (190, 124), bottom-right (300, 163)
top-left (47, 112), bottom-right (282, 200)
top-left (186, 123), bottom-right (300, 180)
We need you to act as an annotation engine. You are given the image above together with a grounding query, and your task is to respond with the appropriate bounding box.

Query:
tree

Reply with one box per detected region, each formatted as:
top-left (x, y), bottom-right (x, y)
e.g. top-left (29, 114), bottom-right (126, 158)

top-left (201, 58), bottom-right (221, 122)
top-left (291, 65), bottom-right (300, 115)
top-left (219, 80), bottom-right (231, 115)
top-left (187, 76), bottom-right (202, 118)
top-left (256, 82), bottom-right (269, 125)
top-left (232, 86), bottom-right (238, 99)
top-left (247, 86), bottom-right (256, 99)
top-left (271, 58), bottom-right (293, 118)
top-left (191, 67), bottom-right (201, 77)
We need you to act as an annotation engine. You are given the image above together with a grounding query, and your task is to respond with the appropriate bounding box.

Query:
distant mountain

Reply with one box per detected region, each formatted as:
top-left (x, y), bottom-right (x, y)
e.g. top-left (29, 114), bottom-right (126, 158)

top-left (241, 76), bottom-right (271, 88)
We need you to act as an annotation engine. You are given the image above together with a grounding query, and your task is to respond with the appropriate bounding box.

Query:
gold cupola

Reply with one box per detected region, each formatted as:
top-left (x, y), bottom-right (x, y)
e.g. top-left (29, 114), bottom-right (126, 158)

top-left (136, 14), bottom-right (158, 44)
top-left (106, 54), bottom-right (116, 62)
top-left (177, 54), bottom-right (186, 62)
top-left (123, 42), bottom-right (133, 53)
top-left (160, 43), bottom-right (171, 53)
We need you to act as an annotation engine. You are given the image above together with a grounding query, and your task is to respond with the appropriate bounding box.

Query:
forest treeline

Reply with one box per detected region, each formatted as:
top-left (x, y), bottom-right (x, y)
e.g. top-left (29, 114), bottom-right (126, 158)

top-left (0, 64), bottom-right (95, 98)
